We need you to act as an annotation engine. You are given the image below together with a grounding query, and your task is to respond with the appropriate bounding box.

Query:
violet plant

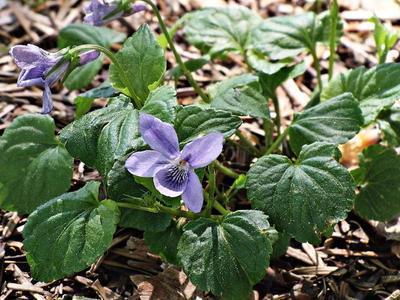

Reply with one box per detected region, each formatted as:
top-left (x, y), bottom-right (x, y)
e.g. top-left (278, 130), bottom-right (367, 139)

top-left (2, 0), bottom-right (400, 299)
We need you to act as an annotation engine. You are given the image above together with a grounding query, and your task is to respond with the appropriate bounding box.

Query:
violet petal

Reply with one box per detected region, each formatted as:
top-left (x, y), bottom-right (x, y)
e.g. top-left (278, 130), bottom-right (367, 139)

top-left (79, 50), bottom-right (100, 65)
top-left (181, 132), bottom-right (224, 169)
top-left (42, 84), bottom-right (53, 114)
top-left (125, 150), bottom-right (170, 177)
top-left (182, 170), bottom-right (203, 213)
top-left (153, 164), bottom-right (188, 197)
top-left (139, 113), bottom-right (180, 159)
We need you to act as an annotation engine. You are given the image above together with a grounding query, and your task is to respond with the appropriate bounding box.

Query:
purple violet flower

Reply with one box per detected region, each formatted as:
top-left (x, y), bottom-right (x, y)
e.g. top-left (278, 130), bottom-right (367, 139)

top-left (9, 44), bottom-right (99, 114)
top-left (84, 0), bottom-right (146, 26)
top-left (125, 113), bottom-right (224, 213)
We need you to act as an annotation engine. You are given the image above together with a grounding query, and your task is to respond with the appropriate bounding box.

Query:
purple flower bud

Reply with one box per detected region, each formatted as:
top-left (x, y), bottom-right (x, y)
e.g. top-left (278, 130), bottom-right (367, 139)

top-left (125, 113), bottom-right (224, 213)
top-left (9, 44), bottom-right (99, 114)
top-left (83, 0), bottom-right (146, 26)
top-left (79, 50), bottom-right (100, 65)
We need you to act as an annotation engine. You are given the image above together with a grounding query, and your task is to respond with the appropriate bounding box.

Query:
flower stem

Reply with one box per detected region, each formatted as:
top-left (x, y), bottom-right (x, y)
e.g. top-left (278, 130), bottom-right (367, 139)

top-left (265, 127), bottom-right (289, 155)
top-left (328, 0), bottom-right (339, 80)
top-left (214, 160), bottom-right (240, 179)
top-left (205, 164), bottom-right (216, 216)
top-left (116, 201), bottom-right (208, 219)
top-left (235, 130), bottom-right (260, 157)
top-left (140, 0), bottom-right (210, 103)
top-left (70, 44), bottom-right (142, 108)
top-left (311, 46), bottom-right (323, 92)
top-left (271, 94), bottom-right (281, 134)
top-left (213, 200), bottom-right (229, 216)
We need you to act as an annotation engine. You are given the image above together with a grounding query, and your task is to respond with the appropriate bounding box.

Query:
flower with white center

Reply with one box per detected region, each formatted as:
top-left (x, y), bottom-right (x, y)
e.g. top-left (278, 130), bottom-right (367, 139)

top-left (125, 113), bottom-right (224, 213)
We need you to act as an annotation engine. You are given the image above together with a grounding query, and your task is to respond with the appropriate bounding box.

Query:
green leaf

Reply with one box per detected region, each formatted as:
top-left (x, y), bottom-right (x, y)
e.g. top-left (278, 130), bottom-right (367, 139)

top-left (169, 56), bottom-right (209, 80)
top-left (74, 97), bottom-right (95, 119)
top-left (119, 209), bottom-right (171, 232)
top-left (370, 16), bottom-right (398, 63)
top-left (79, 80), bottom-right (116, 99)
top-left (177, 210), bottom-right (274, 300)
top-left (58, 23), bottom-right (126, 48)
top-left (141, 85), bottom-right (177, 123)
top-left (184, 6), bottom-right (261, 57)
top-left (321, 64), bottom-right (400, 124)
top-left (354, 145), bottom-right (400, 221)
top-left (208, 74), bottom-right (269, 119)
top-left (378, 107), bottom-right (400, 146)
top-left (144, 220), bottom-right (183, 265)
top-left (60, 96), bottom-right (144, 175)
top-left (110, 24), bottom-right (166, 102)
top-left (64, 57), bottom-right (103, 90)
top-left (252, 12), bottom-right (326, 60)
top-left (378, 120), bottom-right (400, 147)
top-left (106, 157), bottom-right (147, 201)
top-left (174, 106), bottom-right (242, 143)
top-left (247, 142), bottom-right (355, 243)
top-left (0, 115), bottom-right (73, 213)
top-left (289, 93), bottom-right (363, 155)
top-left (270, 232), bottom-right (291, 259)
top-left (23, 182), bottom-right (120, 282)
top-left (246, 49), bottom-right (291, 75)
top-left (259, 62), bottom-right (307, 99)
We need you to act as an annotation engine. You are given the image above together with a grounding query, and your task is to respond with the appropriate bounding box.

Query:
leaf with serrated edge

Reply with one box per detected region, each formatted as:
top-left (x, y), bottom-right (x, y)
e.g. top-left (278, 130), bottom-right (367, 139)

top-left (289, 93), bottom-right (363, 155)
top-left (144, 220), bottom-right (183, 265)
top-left (23, 182), bottom-right (120, 282)
top-left (174, 106), bottom-right (242, 143)
top-left (252, 12), bottom-right (324, 60)
top-left (247, 142), bottom-right (355, 243)
top-left (184, 7), bottom-right (261, 57)
top-left (354, 145), bottom-right (400, 221)
top-left (177, 210), bottom-right (273, 300)
top-left (60, 96), bottom-right (144, 175)
top-left (110, 24), bottom-right (166, 101)
top-left (58, 23), bottom-right (126, 48)
top-left (321, 64), bottom-right (400, 124)
top-left (209, 74), bottom-right (269, 119)
top-left (141, 85), bottom-right (177, 123)
top-left (0, 115), bottom-right (73, 213)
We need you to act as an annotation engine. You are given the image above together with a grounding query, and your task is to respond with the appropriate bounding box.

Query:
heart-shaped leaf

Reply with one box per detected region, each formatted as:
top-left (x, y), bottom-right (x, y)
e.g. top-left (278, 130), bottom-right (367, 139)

top-left (177, 210), bottom-right (275, 300)
top-left (0, 115), bottom-right (73, 213)
top-left (252, 12), bottom-right (325, 60)
top-left (174, 106), bottom-right (242, 143)
top-left (247, 142), bottom-right (355, 243)
top-left (289, 93), bottom-right (363, 155)
top-left (60, 96), bottom-right (144, 175)
top-left (58, 23), bottom-right (126, 48)
top-left (321, 63), bottom-right (400, 124)
top-left (208, 74), bottom-right (269, 119)
top-left (354, 145), bottom-right (400, 221)
top-left (184, 7), bottom-right (261, 57)
top-left (23, 182), bottom-right (120, 282)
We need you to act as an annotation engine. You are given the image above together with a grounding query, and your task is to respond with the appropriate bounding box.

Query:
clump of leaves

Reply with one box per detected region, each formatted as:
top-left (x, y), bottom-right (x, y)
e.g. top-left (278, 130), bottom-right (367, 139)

top-left (3, 1), bottom-right (400, 299)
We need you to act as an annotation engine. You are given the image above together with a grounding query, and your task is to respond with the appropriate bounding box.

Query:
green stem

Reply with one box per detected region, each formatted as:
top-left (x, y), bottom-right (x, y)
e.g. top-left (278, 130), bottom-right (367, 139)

top-left (71, 44), bottom-right (142, 108)
top-left (265, 127), bottom-right (289, 155)
top-left (214, 160), bottom-right (240, 179)
top-left (271, 94), bottom-right (281, 133)
top-left (263, 118), bottom-right (273, 149)
top-left (206, 164), bottom-right (216, 215)
top-left (328, 0), bottom-right (338, 80)
top-left (141, 0), bottom-right (209, 103)
top-left (311, 47), bottom-right (323, 91)
top-left (236, 130), bottom-right (259, 157)
top-left (213, 200), bottom-right (229, 216)
top-left (116, 201), bottom-right (205, 219)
